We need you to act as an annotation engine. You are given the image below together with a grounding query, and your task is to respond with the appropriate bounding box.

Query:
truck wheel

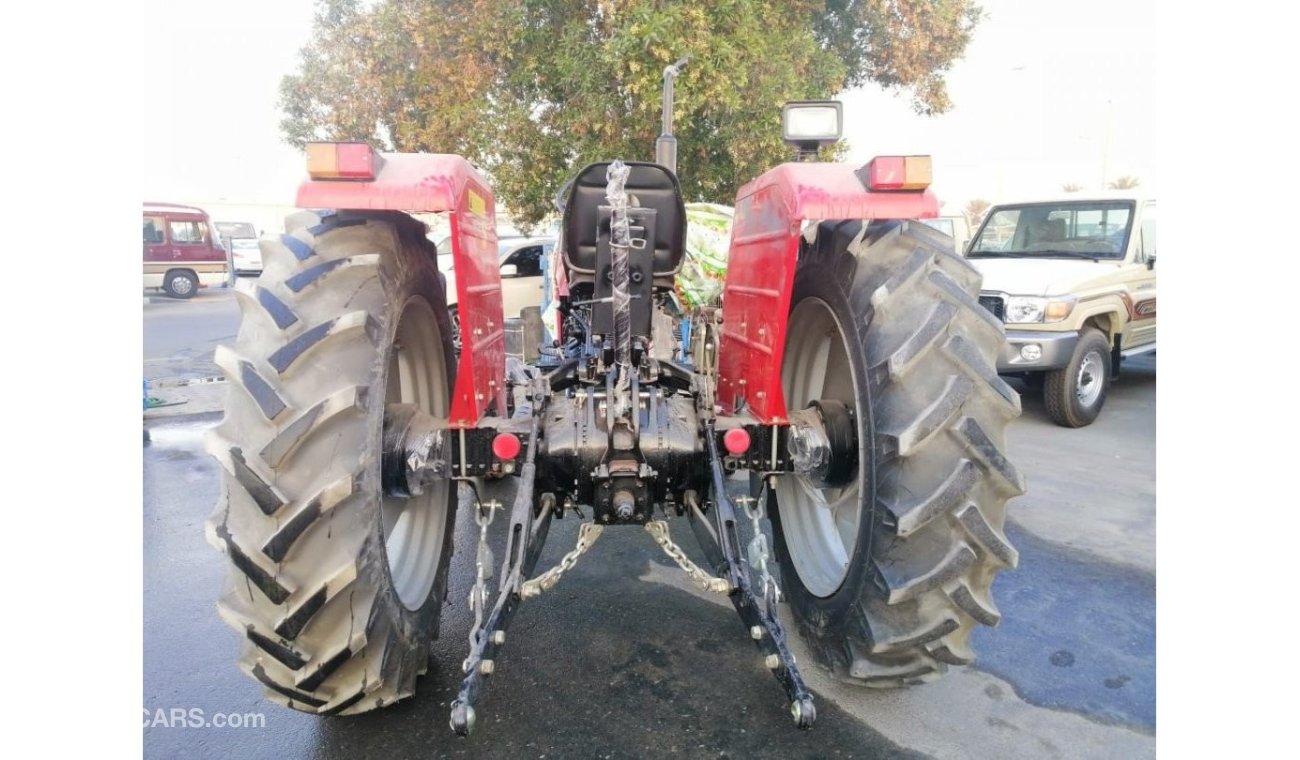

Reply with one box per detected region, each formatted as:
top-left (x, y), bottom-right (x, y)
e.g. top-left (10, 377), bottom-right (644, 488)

top-left (205, 210), bottom-right (457, 715)
top-left (770, 220), bottom-right (1024, 687)
top-left (1044, 327), bottom-right (1110, 427)
top-left (164, 270), bottom-right (197, 299)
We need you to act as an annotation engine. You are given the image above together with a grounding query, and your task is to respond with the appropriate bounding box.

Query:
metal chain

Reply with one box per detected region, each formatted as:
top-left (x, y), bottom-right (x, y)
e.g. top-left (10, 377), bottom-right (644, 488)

top-left (645, 520), bottom-right (733, 594)
top-left (744, 488), bottom-right (781, 605)
top-left (519, 522), bottom-right (605, 600)
top-left (466, 500), bottom-right (501, 660)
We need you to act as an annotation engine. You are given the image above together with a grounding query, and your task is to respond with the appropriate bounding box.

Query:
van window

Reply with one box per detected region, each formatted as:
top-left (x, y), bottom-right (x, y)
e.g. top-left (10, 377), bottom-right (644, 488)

top-left (170, 220), bottom-right (207, 245)
top-left (143, 216), bottom-right (166, 244)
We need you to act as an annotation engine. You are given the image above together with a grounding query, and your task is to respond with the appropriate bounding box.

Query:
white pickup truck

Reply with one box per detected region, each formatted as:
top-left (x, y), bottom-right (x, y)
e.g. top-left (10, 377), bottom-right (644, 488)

top-left (965, 193), bottom-right (1156, 427)
top-left (435, 235), bottom-right (555, 352)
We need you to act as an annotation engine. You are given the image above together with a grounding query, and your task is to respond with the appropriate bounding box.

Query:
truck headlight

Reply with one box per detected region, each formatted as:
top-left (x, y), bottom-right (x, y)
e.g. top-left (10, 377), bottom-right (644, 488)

top-left (1005, 297), bottom-right (1045, 323)
top-left (1005, 296), bottom-right (1075, 324)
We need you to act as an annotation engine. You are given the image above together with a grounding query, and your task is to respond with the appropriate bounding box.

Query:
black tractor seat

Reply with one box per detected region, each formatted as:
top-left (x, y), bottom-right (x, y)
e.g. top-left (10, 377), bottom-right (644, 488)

top-left (561, 161), bottom-right (686, 284)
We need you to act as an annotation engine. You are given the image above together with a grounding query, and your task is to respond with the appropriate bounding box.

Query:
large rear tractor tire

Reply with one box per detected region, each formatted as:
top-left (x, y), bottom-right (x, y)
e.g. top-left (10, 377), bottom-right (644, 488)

top-left (205, 211), bottom-right (457, 715)
top-left (771, 220), bottom-right (1025, 687)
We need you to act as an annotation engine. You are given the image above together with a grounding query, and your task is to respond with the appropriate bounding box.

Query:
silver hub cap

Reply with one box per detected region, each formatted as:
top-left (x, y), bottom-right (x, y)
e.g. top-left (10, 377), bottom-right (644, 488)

top-left (172, 276), bottom-right (193, 295)
top-left (382, 296), bottom-right (450, 609)
top-left (775, 297), bottom-right (861, 598)
top-left (1076, 351), bottom-right (1105, 408)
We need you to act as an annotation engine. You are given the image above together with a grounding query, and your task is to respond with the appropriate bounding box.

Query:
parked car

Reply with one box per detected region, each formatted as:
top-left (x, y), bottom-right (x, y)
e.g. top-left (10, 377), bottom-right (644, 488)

top-left (214, 221), bottom-right (257, 247)
top-left (430, 233), bottom-right (518, 273)
top-left (920, 214), bottom-right (972, 255)
top-left (966, 192), bottom-right (1156, 427)
top-left (143, 203), bottom-right (230, 298)
top-left (439, 235), bottom-right (554, 350)
top-left (229, 237), bottom-right (263, 275)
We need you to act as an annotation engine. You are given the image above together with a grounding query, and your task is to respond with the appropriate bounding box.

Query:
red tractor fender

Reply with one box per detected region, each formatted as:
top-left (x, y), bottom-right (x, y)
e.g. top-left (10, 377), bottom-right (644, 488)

top-left (297, 153), bottom-right (506, 427)
top-left (717, 161), bottom-right (939, 424)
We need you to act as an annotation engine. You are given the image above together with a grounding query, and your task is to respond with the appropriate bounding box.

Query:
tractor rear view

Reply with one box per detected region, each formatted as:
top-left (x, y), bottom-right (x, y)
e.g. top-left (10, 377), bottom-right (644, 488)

top-left (205, 73), bottom-right (1022, 736)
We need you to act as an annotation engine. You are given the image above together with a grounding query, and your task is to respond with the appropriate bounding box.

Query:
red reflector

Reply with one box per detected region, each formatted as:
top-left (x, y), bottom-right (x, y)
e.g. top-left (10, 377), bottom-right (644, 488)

top-left (335, 143), bottom-right (377, 179)
top-left (862, 155), bottom-right (932, 191)
top-left (723, 428), bottom-right (751, 456)
top-left (306, 142), bottom-right (379, 181)
top-left (492, 433), bottom-right (522, 460)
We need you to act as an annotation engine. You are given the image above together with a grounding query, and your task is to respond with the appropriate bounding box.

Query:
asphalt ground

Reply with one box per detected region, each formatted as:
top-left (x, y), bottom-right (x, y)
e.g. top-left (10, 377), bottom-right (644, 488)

top-left (143, 288), bottom-right (1155, 758)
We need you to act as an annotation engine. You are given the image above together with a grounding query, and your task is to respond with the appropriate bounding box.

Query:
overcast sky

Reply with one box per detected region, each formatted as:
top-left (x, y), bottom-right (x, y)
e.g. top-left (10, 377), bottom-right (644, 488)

top-left (143, 0), bottom-right (1156, 214)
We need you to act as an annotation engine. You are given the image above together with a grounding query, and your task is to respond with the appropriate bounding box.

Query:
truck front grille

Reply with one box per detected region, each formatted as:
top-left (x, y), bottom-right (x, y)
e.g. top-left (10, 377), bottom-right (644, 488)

top-left (978, 295), bottom-right (1005, 321)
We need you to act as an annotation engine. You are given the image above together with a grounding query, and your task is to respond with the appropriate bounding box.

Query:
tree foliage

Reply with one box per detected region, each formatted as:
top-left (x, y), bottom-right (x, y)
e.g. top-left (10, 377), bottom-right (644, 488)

top-left (1061, 183), bottom-right (1082, 193)
top-left (964, 198), bottom-right (989, 227)
top-left (282, 0), bottom-right (984, 226)
top-left (1108, 176), bottom-right (1140, 190)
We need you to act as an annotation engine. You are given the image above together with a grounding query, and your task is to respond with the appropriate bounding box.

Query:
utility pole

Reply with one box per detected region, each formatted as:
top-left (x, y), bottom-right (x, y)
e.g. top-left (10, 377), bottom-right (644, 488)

top-left (1100, 99), bottom-right (1113, 189)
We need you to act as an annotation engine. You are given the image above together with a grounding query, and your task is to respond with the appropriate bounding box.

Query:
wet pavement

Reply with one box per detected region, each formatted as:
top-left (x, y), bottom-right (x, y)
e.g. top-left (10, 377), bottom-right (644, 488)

top-left (143, 282), bottom-right (243, 421)
top-left (972, 523), bottom-right (1155, 729)
top-left (143, 352), bottom-right (1156, 759)
top-left (143, 283), bottom-right (241, 384)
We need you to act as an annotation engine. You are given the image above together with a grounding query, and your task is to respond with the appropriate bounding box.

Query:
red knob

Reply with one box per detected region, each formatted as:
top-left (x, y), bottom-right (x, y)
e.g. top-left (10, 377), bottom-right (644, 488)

top-left (723, 428), bottom-right (751, 456)
top-left (492, 432), bottom-right (521, 460)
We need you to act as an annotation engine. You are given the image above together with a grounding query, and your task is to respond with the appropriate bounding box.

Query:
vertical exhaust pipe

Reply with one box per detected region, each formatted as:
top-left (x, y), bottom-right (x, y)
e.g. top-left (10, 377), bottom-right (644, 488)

top-left (655, 57), bottom-right (689, 174)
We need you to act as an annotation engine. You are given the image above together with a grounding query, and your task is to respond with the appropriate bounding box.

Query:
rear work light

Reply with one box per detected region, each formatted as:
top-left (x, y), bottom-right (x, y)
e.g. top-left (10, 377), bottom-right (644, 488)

top-left (782, 101), bottom-right (844, 150)
top-left (858, 155), bottom-right (933, 191)
top-left (306, 142), bottom-right (381, 181)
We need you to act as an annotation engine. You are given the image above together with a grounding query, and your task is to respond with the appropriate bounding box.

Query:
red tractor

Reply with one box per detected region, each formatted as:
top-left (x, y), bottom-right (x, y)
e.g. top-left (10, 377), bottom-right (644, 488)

top-left (205, 73), bottom-right (1022, 735)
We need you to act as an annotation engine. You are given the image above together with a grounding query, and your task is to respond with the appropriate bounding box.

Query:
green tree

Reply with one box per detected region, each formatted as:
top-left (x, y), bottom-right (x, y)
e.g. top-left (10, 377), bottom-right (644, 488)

top-left (1108, 176), bottom-right (1140, 190)
top-left (282, 0), bottom-right (985, 226)
top-left (1062, 183), bottom-right (1082, 193)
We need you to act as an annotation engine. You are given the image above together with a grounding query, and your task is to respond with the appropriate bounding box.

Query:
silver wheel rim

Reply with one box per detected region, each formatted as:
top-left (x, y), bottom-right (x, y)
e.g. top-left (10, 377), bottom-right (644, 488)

top-left (1076, 351), bottom-right (1105, 407)
top-left (775, 297), bottom-right (861, 598)
top-left (172, 276), bottom-right (193, 295)
top-left (382, 296), bottom-right (450, 609)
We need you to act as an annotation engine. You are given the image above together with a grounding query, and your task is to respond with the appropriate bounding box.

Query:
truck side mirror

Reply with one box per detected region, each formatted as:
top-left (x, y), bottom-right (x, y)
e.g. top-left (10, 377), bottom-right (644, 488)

top-left (1147, 254), bottom-right (1156, 270)
top-left (500, 263), bottom-right (519, 278)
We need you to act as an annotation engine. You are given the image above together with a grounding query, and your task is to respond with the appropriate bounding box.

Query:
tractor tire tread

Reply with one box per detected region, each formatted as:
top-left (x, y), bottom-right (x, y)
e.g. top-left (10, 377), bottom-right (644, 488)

top-left (781, 220), bottom-right (1021, 687)
top-left (206, 211), bottom-right (455, 715)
